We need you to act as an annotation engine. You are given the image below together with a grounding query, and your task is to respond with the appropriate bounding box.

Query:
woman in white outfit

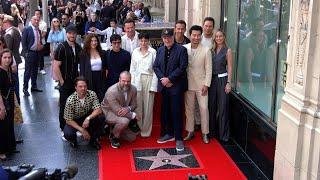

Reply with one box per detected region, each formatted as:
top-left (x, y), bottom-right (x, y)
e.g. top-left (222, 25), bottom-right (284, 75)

top-left (130, 33), bottom-right (158, 137)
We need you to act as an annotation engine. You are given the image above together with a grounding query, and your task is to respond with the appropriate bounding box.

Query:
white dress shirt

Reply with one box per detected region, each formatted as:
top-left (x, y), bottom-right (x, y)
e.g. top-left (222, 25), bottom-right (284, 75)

top-left (121, 31), bottom-right (140, 54)
top-left (96, 27), bottom-right (123, 48)
top-left (130, 46), bottom-right (158, 92)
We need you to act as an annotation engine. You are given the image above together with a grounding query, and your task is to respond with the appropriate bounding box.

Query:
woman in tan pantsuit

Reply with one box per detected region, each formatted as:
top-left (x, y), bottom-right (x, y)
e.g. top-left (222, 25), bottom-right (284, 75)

top-left (130, 33), bottom-right (158, 137)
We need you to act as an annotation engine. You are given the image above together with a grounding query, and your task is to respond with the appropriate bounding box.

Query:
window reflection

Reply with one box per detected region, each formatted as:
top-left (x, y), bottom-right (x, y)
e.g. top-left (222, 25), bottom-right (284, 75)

top-left (236, 0), bottom-right (280, 116)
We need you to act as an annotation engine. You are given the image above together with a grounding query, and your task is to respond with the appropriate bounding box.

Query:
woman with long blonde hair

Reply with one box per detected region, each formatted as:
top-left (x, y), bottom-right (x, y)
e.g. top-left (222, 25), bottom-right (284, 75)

top-left (208, 29), bottom-right (233, 142)
top-left (10, 4), bottom-right (24, 32)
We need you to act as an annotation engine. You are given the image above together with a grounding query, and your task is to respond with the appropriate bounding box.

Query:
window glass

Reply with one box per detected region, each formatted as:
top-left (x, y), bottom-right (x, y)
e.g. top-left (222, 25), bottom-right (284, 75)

top-left (274, 0), bottom-right (291, 123)
top-left (225, 0), bottom-right (239, 84)
top-left (236, 0), bottom-right (280, 117)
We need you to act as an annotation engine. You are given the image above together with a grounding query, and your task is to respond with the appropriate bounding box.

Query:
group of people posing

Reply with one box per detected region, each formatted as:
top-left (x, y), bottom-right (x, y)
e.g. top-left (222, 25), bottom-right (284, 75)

top-left (0, 15), bottom-right (232, 157)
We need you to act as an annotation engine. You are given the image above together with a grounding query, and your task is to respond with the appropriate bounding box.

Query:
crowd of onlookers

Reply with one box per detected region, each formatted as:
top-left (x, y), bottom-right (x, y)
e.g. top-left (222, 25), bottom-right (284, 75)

top-left (0, 0), bottom-right (233, 161)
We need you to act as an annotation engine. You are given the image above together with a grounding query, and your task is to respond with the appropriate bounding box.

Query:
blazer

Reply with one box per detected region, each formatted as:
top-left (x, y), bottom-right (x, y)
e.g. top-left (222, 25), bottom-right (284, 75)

top-left (21, 25), bottom-right (41, 54)
top-left (79, 50), bottom-right (107, 90)
top-left (101, 83), bottom-right (138, 120)
top-left (4, 27), bottom-right (22, 64)
top-left (153, 43), bottom-right (188, 95)
top-left (183, 43), bottom-right (212, 91)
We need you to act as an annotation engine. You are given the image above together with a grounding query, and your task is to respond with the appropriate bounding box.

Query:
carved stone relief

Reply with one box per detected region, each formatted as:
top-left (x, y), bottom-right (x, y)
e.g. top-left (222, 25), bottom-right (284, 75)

top-left (295, 0), bottom-right (310, 86)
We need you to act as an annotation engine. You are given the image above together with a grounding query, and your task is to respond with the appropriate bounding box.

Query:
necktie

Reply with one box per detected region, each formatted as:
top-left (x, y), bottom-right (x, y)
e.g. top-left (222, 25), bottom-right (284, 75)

top-left (35, 28), bottom-right (41, 50)
top-left (112, 28), bottom-right (115, 35)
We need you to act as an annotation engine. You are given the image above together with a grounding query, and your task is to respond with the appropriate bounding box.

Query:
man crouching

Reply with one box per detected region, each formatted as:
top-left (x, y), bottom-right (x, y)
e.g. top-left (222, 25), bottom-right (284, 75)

top-left (101, 71), bottom-right (141, 148)
top-left (63, 76), bottom-right (104, 150)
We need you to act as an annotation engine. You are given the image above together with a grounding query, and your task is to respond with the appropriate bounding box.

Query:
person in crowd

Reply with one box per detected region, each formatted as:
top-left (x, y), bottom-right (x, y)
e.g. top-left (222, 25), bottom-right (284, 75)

top-left (174, 20), bottom-right (190, 45)
top-left (53, 25), bottom-right (82, 139)
top-left (130, 33), bottom-right (157, 137)
top-left (201, 17), bottom-right (215, 49)
top-left (208, 30), bottom-right (233, 141)
top-left (140, 7), bottom-right (151, 23)
top-left (63, 76), bottom-right (104, 150)
top-left (133, 2), bottom-right (141, 18)
top-left (47, 18), bottom-right (67, 59)
top-left (101, 71), bottom-right (140, 148)
top-left (100, 0), bottom-right (116, 29)
top-left (79, 33), bottom-right (106, 102)
top-left (105, 34), bottom-right (131, 90)
top-left (61, 13), bottom-right (74, 29)
top-left (85, 12), bottom-right (103, 34)
top-left (33, 10), bottom-right (48, 75)
top-left (73, 5), bottom-right (86, 38)
top-left (119, 0), bottom-right (131, 24)
top-left (21, 16), bottom-right (43, 96)
top-left (1, 0), bottom-right (12, 15)
top-left (3, 15), bottom-right (21, 104)
top-left (0, 49), bottom-right (16, 161)
top-left (93, 18), bottom-right (122, 49)
top-left (10, 4), bottom-right (24, 31)
top-left (153, 29), bottom-right (188, 151)
top-left (64, 1), bottom-right (74, 17)
top-left (183, 25), bottom-right (212, 144)
top-left (121, 19), bottom-right (139, 54)
top-left (48, 0), bottom-right (59, 22)
top-left (126, 11), bottom-right (138, 21)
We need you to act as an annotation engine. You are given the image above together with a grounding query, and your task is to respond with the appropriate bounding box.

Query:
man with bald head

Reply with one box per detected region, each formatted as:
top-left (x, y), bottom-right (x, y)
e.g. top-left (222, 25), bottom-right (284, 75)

top-left (21, 15), bottom-right (44, 96)
top-left (101, 71), bottom-right (140, 149)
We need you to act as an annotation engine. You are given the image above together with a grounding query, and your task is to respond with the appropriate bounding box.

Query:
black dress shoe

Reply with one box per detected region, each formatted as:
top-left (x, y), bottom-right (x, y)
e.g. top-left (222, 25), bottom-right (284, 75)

top-left (90, 139), bottom-right (101, 150)
top-left (23, 89), bottom-right (30, 96)
top-left (31, 88), bottom-right (43, 92)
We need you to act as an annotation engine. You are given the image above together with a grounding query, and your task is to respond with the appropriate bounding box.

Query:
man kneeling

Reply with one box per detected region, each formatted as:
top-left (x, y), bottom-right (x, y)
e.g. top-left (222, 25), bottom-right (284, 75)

top-left (63, 76), bottom-right (104, 150)
top-left (101, 71), bottom-right (140, 149)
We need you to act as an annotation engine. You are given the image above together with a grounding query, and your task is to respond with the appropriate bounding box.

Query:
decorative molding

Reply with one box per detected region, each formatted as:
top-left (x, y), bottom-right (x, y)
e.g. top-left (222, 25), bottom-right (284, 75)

top-left (295, 0), bottom-right (310, 86)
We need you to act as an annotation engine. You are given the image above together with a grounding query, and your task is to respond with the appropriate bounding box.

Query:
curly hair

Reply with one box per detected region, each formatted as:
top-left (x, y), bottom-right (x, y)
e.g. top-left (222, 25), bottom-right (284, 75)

top-left (81, 33), bottom-right (103, 57)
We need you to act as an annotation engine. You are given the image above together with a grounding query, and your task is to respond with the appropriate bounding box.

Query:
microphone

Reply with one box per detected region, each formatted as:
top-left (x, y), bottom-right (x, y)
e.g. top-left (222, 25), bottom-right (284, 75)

top-left (60, 165), bottom-right (78, 180)
top-left (18, 168), bottom-right (46, 180)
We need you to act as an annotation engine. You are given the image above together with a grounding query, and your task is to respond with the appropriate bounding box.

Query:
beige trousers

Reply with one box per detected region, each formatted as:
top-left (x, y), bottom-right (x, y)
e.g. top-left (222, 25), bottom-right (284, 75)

top-left (106, 112), bottom-right (137, 142)
top-left (137, 74), bottom-right (155, 137)
top-left (185, 90), bottom-right (209, 134)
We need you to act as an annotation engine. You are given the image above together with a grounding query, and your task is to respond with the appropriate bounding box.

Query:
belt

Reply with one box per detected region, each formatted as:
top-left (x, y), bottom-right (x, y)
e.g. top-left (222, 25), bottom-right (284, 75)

top-left (218, 72), bottom-right (228, 78)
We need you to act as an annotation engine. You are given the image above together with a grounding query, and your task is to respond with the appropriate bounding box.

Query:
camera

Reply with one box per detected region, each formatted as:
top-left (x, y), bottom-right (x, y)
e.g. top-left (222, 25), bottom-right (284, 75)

top-left (3, 164), bottom-right (78, 180)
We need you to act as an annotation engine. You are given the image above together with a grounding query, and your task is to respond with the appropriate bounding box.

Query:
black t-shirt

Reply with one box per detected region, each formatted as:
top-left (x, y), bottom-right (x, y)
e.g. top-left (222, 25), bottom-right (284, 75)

top-left (0, 68), bottom-right (12, 99)
top-left (105, 49), bottom-right (131, 89)
top-left (174, 36), bottom-right (190, 45)
top-left (54, 41), bottom-right (82, 89)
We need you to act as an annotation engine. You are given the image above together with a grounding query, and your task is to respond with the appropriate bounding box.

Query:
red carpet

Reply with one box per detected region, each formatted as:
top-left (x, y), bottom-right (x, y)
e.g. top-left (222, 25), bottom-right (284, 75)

top-left (99, 94), bottom-right (246, 180)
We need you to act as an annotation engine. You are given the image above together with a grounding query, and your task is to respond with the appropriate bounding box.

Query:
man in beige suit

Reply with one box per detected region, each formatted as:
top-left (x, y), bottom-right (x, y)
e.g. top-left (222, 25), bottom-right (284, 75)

top-left (101, 71), bottom-right (140, 148)
top-left (183, 25), bottom-right (212, 144)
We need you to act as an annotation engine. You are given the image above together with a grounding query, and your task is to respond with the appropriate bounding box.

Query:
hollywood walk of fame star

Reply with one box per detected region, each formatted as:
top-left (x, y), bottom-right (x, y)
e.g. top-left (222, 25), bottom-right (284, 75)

top-left (136, 149), bottom-right (192, 170)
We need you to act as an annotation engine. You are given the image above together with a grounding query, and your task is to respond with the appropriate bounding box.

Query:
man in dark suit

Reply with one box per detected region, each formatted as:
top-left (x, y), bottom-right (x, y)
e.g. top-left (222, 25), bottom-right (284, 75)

top-left (21, 16), bottom-right (43, 96)
top-left (153, 28), bottom-right (188, 151)
top-left (2, 15), bottom-right (22, 103)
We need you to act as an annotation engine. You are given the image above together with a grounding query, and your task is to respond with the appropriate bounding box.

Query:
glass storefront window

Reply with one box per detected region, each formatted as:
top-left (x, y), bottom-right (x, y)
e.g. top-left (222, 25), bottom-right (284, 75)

top-left (274, 0), bottom-right (291, 123)
top-left (235, 0), bottom-right (280, 117)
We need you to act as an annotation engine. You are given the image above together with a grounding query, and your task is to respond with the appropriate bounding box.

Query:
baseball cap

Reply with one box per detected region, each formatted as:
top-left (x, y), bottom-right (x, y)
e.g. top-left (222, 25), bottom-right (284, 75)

top-left (66, 25), bottom-right (77, 33)
top-left (161, 28), bottom-right (174, 37)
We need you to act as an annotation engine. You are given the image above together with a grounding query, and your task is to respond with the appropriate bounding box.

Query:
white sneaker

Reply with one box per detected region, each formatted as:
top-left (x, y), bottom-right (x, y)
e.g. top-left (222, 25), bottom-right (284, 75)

top-left (40, 70), bottom-right (46, 75)
top-left (61, 131), bottom-right (67, 141)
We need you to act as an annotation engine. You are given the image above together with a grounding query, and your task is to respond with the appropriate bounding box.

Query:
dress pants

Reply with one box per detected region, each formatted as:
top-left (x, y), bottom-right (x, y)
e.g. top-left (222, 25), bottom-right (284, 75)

top-left (23, 51), bottom-right (40, 90)
top-left (185, 90), bottom-right (209, 134)
top-left (91, 71), bottom-right (104, 102)
top-left (160, 90), bottom-right (183, 141)
top-left (208, 75), bottom-right (229, 141)
top-left (105, 111), bottom-right (137, 142)
top-left (59, 85), bottom-right (74, 131)
top-left (136, 74), bottom-right (155, 137)
top-left (63, 113), bottom-right (105, 143)
top-left (38, 50), bottom-right (45, 71)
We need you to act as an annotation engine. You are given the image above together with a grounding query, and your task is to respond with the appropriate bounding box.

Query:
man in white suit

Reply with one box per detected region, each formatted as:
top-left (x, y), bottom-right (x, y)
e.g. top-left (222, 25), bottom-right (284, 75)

top-left (183, 25), bottom-right (212, 144)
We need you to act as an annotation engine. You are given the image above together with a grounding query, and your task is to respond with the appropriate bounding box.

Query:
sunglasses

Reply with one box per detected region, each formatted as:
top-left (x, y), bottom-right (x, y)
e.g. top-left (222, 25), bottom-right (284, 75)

top-left (53, 20), bottom-right (59, 23)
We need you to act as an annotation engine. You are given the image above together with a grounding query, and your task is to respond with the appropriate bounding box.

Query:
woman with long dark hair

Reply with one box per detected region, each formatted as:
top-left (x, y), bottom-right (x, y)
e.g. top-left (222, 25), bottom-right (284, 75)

top-left (0, 49), bottom-right (16, 161)
top-left (208, 29), bottom-right (233, 141)
top-left (140, 7), bottom-right (151, 23)
top-left (79, 33), bottom-right (107, 101)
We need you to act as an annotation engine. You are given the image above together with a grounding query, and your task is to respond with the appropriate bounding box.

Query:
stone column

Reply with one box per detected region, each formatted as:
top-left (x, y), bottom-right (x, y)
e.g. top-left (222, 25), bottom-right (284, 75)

top-left (164, 0), bottom-right (176, 22)
top-left (274, 0), bottom-right (320, 179)
top-left (29, 0), bottom-right (38, 19)
top-left (42, 0), bottom-right (48, 25)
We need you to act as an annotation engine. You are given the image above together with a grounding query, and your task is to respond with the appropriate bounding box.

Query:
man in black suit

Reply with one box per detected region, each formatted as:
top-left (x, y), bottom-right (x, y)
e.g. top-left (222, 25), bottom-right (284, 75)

top-left (153, 28), bottom-right (188, 152)
top-left (21, 16), bottom-right (43, 96)
top-left (2, 15), bottom-right (22, 103)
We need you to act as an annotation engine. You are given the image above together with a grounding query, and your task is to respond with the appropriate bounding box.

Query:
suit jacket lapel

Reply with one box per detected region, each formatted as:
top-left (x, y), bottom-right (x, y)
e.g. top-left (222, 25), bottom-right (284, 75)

top-left (167, 45), bottom-right (177, 71)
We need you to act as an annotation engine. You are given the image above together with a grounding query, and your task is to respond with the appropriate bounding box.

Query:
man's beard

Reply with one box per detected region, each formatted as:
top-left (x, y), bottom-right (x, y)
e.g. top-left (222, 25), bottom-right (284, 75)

top-left (120, 85), bottom-right (129, 92)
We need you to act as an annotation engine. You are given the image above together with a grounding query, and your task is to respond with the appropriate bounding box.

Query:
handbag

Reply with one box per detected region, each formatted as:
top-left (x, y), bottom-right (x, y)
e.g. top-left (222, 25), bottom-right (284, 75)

top-left (2, 87), bottom-right (12, 112)
top-left (13, 94), bottom-right (23, 124)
